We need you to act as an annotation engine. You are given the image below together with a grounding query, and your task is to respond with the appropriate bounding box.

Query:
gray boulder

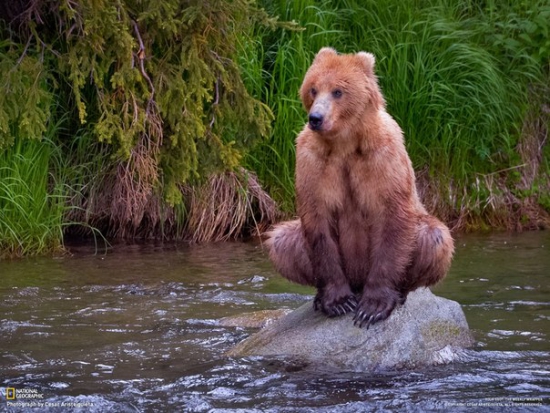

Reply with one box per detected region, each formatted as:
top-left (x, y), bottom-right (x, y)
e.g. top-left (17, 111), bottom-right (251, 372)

top-left (227, 288), bottom-right (474, 371)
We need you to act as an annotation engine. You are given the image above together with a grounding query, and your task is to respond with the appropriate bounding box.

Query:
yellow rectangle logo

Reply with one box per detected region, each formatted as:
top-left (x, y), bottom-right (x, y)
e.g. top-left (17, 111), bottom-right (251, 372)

top-left (6, 388), bottom-right (16, 400)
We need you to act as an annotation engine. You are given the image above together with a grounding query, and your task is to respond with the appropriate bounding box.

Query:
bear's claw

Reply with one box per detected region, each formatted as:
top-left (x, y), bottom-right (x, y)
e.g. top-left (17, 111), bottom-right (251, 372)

top-left (353, 311), bottom-right (386, 329)
top-left (314, 291), bottom-right (357, 317)
top-left (353, 309), bottom-right (385, 329)
top-left (353, 289), bottom-right (400, 329)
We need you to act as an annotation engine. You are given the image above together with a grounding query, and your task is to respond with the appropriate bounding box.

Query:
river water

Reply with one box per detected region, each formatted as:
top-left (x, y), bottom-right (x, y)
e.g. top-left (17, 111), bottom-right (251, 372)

top-left (0, 232), bottom-right (549, 412)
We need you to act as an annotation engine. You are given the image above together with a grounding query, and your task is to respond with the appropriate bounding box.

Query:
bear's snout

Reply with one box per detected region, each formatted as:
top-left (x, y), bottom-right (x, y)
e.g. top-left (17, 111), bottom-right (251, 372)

top-left (307, 93), bottom-right (332, 132)
top-left (308, 112), bottom-right (324, 131)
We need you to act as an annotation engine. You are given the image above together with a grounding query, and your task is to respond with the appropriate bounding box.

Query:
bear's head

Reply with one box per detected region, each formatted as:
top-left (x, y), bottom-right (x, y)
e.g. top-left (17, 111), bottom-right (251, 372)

top-left (300, 47), bottom-right (384, 136)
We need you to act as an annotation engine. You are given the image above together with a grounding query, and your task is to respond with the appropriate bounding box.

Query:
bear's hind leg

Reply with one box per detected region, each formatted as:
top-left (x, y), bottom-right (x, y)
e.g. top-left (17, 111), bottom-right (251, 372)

top-left (265, 219), bottom-right (356, 317)
top-left (265, 219), bottom-right (314, 286)
top-left (402, 215), bottom-right (454, 295)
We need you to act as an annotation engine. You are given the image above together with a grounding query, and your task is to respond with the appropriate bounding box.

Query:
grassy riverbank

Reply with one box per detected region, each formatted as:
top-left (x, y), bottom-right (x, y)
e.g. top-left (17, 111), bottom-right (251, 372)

top-left (0, 0), bottom-right (548, 257)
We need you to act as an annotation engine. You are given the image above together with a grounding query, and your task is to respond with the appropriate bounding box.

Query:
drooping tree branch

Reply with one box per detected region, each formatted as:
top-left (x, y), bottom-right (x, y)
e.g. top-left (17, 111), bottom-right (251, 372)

top-left (131, 19), bottom-right (156, 113)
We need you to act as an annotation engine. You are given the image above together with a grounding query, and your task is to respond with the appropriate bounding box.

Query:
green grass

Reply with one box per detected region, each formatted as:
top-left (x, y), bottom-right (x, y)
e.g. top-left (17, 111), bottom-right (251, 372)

top-left (246, 0), bottom-right (549, 226)
top-left (350, 0), bottom-right (522, 176)
top-left (0, 137), bottom-right (67, 258)
top-left (0, 122), bottom-right (110, 258)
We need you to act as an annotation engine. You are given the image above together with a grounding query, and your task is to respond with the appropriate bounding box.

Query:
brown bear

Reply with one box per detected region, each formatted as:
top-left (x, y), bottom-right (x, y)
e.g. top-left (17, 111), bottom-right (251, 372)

top-left (265, 47), bottom-right (454, 329)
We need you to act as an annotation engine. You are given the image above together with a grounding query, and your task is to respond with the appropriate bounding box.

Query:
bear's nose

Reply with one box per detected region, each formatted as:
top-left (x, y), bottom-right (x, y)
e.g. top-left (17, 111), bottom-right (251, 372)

top-left (308, 112), bottom-right (324, 131)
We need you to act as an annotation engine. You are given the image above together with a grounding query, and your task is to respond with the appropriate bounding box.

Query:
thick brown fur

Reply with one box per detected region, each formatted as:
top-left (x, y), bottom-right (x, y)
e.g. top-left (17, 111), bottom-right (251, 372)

top-left (265, 48), bottom-right (454, 328)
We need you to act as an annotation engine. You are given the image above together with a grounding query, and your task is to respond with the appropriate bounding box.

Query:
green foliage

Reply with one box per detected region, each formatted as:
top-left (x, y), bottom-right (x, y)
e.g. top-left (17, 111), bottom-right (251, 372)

top-left (483, 0), bottom-right (550, 66)
top-left (0, 0), bottom-right (282, 255)
top-left (0, 39), bottom-right (53, 149)
top-left (1, 0), bottom-right (549, 256)
top-left (57, 0), bottom-right (276, 204)
top-left (2, 0), bottom-right (277, 204)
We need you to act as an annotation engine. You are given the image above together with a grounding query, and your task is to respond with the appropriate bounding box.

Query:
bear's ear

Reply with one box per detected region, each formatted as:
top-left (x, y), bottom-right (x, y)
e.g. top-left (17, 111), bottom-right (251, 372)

top-left (357, 51), bottom-right (376, 75)
top-left (313, 47), bottom-right (337, 63)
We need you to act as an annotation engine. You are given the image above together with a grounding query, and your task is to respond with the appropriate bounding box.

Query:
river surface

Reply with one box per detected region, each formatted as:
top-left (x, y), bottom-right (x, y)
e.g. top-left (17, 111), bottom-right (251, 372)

top-left (1, 232), bottom-right (549, 412)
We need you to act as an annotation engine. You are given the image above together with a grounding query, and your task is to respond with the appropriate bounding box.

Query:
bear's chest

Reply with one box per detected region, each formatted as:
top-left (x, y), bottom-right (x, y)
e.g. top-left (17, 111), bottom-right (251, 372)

top-left (317, 154), bottom-right (382, 216)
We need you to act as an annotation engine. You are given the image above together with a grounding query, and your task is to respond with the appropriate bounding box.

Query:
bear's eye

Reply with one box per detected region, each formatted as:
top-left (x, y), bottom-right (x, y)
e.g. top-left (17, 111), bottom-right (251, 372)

top-left (310, 88), bottom-right (317, 97)
top-left (332, 89), bottom-right (343, 98)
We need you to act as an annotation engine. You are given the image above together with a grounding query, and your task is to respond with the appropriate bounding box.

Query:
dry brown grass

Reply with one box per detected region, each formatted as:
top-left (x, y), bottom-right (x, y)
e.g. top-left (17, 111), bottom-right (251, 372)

top-left (68, 162), bottom-right (280, 242)
top-left (186, 168), bottom-right (281, 243)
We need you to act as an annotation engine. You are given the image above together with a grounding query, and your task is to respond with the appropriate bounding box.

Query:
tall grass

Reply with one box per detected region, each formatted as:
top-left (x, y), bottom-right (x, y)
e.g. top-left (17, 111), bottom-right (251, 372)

top-left (0, 137), bottom-right (67, 258)
top-left (0, 120), bottom-right (110, 257)
top-left (342, 0), bottom-right (526, 188)
top-left (246, 0), bottom-right (549, 229)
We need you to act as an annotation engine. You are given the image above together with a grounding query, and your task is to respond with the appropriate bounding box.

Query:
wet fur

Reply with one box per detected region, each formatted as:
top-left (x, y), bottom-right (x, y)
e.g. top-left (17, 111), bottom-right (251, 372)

top-left (265, 48), bottom-right (454, 328)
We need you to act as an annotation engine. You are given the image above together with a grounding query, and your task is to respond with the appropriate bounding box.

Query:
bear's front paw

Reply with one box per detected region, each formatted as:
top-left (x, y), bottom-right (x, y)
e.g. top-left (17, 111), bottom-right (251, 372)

top-left (314, 285), bottom-right (357, 317)
top-left (353, 288), bottom-right (401, 329)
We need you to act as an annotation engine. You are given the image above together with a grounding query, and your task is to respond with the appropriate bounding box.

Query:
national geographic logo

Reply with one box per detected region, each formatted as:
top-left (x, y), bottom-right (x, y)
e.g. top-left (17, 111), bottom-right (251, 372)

top-left (3, 387), bottom-right (95, 409)
top-left (3, 387), bottom-right (44, 400)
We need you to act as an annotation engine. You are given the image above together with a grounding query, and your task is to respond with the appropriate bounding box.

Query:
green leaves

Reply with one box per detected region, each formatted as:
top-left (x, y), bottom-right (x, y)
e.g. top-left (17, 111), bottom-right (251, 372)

top-left (0, 42), bottom-right (53, 148)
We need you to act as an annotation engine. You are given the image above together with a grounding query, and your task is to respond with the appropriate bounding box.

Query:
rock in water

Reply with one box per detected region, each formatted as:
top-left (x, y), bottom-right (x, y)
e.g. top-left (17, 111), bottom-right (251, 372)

top-left (227, 288), bottom-right (474, 371)
top-left (219, 309), bottom-right (293, 328)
